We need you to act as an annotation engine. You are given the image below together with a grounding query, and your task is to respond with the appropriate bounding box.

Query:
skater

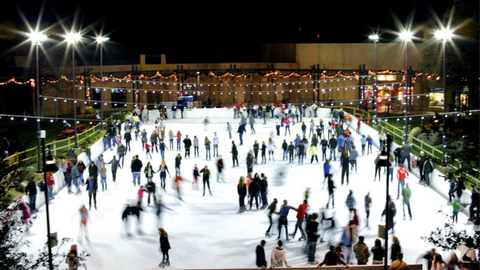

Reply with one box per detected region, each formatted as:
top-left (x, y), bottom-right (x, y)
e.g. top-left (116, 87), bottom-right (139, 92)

top-left (284, 117), bottom-right (291, 136)
top-left (183, 135), bottom-right (192, 158)
top-left (309, 144), bottom-right (319, 163)
top-left (122, 204), bottom-right (142, 236)
top-left (216, 156), bottom-right (224, 182)
top-left (364, 192), bottom-right (372, 228)
top-left (124, 129), bottom-right (132, 152)
top-left (159, 228), bottom-right (171, 267)
top-left (174, 154), bottom-right (182, 174)
top-left (25, 177), bottom-right (37, 213)
top-left (226, 122), bottom-right (233, 139)
top-left (99, 164), bottom-right (107, 191)
top-left (266, 198), bottom-right (278, 236)
top-left (249, 114), bottom-right (256, 134)
top-left (79, 205), bottom-right (89, 242)
top-left (131, 155), bottom-right (143, 187)
top-left (349, 145), bottom-right (358, 173)
top-left (253, 140), bottom-right (260, 164)
top-left (249, 176), bottom-right (260, 210)
top-left (282, 140), bottom-right (288, 161)
top-left (200, 165), bottom-right (212, 196)
top-left (396, 164), bottom-right (409, 199)
top-left (137, 185), bottom-right (148, 207)
top-left (247, 150), bottom-right (254, 174)
top-left (144, 162), bottom-right (154, 183)
top-left (382, 195), bottom-right (397, 234)
top-left (329, 135), bottom-right (337, 161)
top-left (193, 136), bottom-right (199, 158)
top-left (104, 155), bottom-right (120, 182)
top-left (175, 130), bottom-right (182, 151)
top-left (290, 199), bottom-right (308, 241)
top-left (157, 160), bottom-right (171, 191)
top-left (237, 176), bottom-right (247, 213)
top-left (145, 180), bottom-right (156, 206)
top-left (173, 172), bottom-right (186, 201)
top-left (326, 174), bottom-right (335, 209)
top-left (193, 164), bottom-right (200, 190)
top-left (278, 200), bottom-right (292, 240)
top-left (261, 141), bottom-right (267, 164)
top-left (340, 149), bottom-right (350, 185)
top-left (213, 132), bottom-right (219, 157)
top-left (231, 141), bottom-right (239, 167)
top-left (46, 171), bottom-right (55, 200)
top-left (203, 117), bottom-right (210, 131)
top-left (260, 173), bottom-right (268, 208)
top-left (346, 190), bottom-right (356, 214)
top-left (323, 159), bottom-right (332, 184)
top-left (205, 136), bottom-right (212, 160)
top-left (401, 183), bottom-right (412, 220)
top-left (117, 142), bottom-right (126, 168)
top-left (237, 122), bottom-right (246, 145)
top-left (168, 130), bottom-right (174, 149)
top-left (85, 174), bottom-right (97, 210)
top-left (256, 240), bottom-right (267, 267)
top-left (306, 212), bottom-right (320, 264)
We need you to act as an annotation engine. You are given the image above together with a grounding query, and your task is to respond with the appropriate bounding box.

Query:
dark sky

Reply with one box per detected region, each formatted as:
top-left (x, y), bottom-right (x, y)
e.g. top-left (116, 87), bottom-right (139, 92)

top-left (0, 0), bottom-right (463, 64)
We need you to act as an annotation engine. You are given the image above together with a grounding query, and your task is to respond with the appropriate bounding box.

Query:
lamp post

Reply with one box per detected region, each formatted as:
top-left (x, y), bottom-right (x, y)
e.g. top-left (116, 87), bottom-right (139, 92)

top-left (434, 29), bottom-right (453, 166)
top-left (65, 32), bottom-right (82, 147)
top-left (28, 31), bottom-right (47, 171)
top-left (95, 36), bottom-right (109, 130)
top-left (399, 31), bottom-right (413, 143)
top-left (369, 34), bottom-right (379, 124)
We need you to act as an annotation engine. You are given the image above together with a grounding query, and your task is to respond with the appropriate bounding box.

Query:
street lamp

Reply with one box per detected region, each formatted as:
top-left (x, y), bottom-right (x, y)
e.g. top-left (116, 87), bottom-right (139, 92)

top-left (65, 32), bottom-right (82, 147)
top-left (95, 36), bottom-right (109, 130)
top-left (28, 30), bottom-right (47, 171)
top-left (369, 34), bottom-right (379, 124)
top-left (434, 28), bottom-right (453, 166)
top-left (399, 30), bottom-right (413, 143)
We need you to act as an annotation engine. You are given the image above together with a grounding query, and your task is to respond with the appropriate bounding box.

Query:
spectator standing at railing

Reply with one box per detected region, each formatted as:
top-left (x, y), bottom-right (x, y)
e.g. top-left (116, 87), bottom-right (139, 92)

top-left (25, 177), bottom-right (37, 213)
top-left (422, 156), bottom-right (434, 187)
top-left (400, 141), bottom-right (414, 171)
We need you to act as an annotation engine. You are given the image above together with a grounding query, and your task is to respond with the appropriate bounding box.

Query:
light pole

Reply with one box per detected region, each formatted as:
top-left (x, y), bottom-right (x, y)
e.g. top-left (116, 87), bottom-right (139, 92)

top-left (369, 34), bottom-right (379, 124)
top-left (95, 36), bottom-right (109, 130)
top-left (399, 31), bottom-right (413, 143)
top-left (435, 29), bottom-right (453, 166)
top-left (65, 32), bottom-right (82, 147)
top-left (28, 31), bottom-right (47, 171)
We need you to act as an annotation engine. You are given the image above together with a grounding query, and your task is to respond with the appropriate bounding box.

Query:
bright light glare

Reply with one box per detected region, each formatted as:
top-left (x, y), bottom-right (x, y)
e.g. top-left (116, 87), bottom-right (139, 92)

top-left (368, 34), bottom-right (379, 42)
top-left (434, 29), bottom-right (453, 41)
top-left (65, 32), bottom-right (82, 43)
top-left (399, 31), bottom-right (413, 42)
top-left (95, 36), bottom-right (110, 43)
top-left (28, 31), bottom-right (47, 44)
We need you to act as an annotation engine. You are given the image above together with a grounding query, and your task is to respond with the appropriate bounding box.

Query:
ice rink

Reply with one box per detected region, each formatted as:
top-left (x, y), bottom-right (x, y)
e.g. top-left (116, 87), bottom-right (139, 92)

top-left (21, 109), bottom-right (475, 269)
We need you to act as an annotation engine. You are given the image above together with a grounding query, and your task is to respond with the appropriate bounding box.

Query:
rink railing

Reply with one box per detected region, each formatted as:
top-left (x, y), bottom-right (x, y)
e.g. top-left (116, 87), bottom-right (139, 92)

top-left (185, 265), bottom-right (422, 270)
top-left (4, 116), bottom-right (112, 168)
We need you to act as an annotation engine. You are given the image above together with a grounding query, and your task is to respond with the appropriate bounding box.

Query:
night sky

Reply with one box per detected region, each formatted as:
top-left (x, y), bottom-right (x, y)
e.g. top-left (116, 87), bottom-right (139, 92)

top-left (0, 0), bottom-right (465, 64)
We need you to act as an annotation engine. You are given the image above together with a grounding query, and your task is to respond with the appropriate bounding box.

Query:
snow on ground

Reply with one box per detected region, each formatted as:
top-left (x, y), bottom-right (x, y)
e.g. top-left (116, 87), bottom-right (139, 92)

top-left (21, 109), bottom-right (475, 269)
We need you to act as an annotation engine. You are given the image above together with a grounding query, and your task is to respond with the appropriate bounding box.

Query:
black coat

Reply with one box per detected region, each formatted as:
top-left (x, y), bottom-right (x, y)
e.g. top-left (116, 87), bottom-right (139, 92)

top-left (160, 235), bottom-right (171, 252)
top-left (249, 180), bottom-right (260, 196)
top-left (237, 183), bottom-right (247, 196)
top-left (183, 138), bottom-right (192, 148)
top-left (25, 180), bottom-right (37, 195)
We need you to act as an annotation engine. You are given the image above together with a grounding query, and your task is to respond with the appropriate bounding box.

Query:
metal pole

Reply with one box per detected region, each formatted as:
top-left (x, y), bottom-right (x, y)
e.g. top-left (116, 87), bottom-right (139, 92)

top-left (100, 44), bottom-right (104, 130)
top-left (384, 134), bottom-right (391, 270)
top-left (374, 40), bottom-right (378, 124)
top-left (404, 43), bottom-right (408, 143)
top-left (41, 132), bottom-right (54, 270)
top-left (442, 41), bottom-right (447, 166)
top-left (72, 45), bottom-right (78, 147)
top-left (35, 44), bottom-right (42, 171)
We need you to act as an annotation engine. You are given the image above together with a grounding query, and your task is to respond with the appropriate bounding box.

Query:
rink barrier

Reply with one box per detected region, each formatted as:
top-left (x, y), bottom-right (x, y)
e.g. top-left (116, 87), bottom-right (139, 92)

top-left (183, 265), bottom-right (422, 270)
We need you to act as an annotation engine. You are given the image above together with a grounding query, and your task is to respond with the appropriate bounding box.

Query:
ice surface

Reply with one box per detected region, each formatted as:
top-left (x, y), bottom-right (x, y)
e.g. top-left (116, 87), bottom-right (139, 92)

top-left (21, 109), bottom-right (475, 269)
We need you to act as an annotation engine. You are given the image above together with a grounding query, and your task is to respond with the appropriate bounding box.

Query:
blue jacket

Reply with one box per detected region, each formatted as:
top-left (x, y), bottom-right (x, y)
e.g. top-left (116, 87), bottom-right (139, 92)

top-left (294, 137), bottom-right (301, 147)
top-left (337, 135), bottom-right (346, 148)
top-left (323, 162), bottom-right (331, 175)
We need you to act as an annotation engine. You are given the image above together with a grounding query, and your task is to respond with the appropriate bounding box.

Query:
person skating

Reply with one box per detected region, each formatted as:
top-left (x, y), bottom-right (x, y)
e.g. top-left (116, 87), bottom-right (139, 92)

top-left (104, 155), bottom-right (120, 182)
top-left (117, 142), bottom-right (126, 168)
top-left (85, 174), bottom-right (98, 210)
top-left (237, 176), bottom-right (247, 213)
top-left (231, 141), bottom-right (239, 167)
top-left (131, 155), bottom-right (143, 187)
top-left (326, 174), bottom-right (335, 209)
top-left (382, 195), bottom-right (397, 234)
top-left (99, 164), bottom-right (108, 191)
top-left (78, 205), bottom-right (89, 242)
top-left (329, 135), bottom-right (337, 161)
top-left (265, 198), bottom-right (278, 236)
top-left (183, 135), bottom-right (192, 158)
top-left (174, 154), bottom-right (182, 174)
top-left (290, 199), bottom-right (308, 241)
top-left (349, 145), bottom-right (358, 173)
top-left (364, 192), bottom-right (372, 228)
top-left (124, 129), bottom-right (132, 152)
top-left (261, 141), bottom-right (267, 164)
top-left (213, 132), bottom-right (219, 157)
top-left (159, 228), bottom-right (171, 267)
top-left (156, 160), bottom-right (171, 191)
top-left (247, 150), bottom-right (254, 174)
top-left (193, 135), bottom-right (199, 158)
top-left (25, 177), bottom-right (37, 213)
top-left (237, 122), bottom-right (246, 145)
top-left (200, 165), bottom-right (212, 196)
top-left (248, 175), bottom-right (260, 210)
top-left (401, 183), bottom-right (412, 220)
top-left (173, 172), bottom-right (186, 202)
top-left (306, 212), bottom-right (320, 264)
top-left (122, 203), bottom-right (143, 236)
top-left (249, 114), bottom-right (256, 134)
top-left (205, 136), bottom-right (212, 160)
top-left (145, 180), bottom-right (156, 206)
top-left (309, 144), bottom-right (319, 163)
top-left (396, 164), bottom-right (409, 199)
top-left (226, 122), bottom-right (233, 139)
top-left (216, 156), bottom-right (224, 182)
top-left (253, 140), bottom-right (260, 164)
top-left (340, 148), bottom-right (350, 185)
top-left (260, 173), bottom-right (268, 209)
top-left (175, 130), bottom-right (182, 151)
top-left (298, 141), bottom-right (305, 165)
top-left (277, 200), bottom-right (292, 241)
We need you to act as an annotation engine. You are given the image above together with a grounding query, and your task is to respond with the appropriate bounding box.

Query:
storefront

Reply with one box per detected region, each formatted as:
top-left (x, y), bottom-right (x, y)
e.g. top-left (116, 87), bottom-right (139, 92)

top-left (428, 87), bottom-right (444, 108)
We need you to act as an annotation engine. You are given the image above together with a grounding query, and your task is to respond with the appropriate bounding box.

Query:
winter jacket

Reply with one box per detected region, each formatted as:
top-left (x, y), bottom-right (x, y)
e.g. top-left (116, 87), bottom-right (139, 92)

top-left (117, 145), bottom-right (126, 156)
top-left (183, 138), bottom-right (192, 148)
top-left (259, 178), bottom-right (268, 193)
top-left (329, 138), bottom-right (337, 149)
top-left (349, 149), bottom-right (358, 161)
top-left (354, 242), bottom-right (370, 263)
top-left (86, 177), bottom-right (98, 192)
top-left (237, 183), bottom-right (247, 196)
top-left (292, 203), bottom-right (308, 219)
top-left (26, 180), bottom-right (37, 195)
top-left (248, 180), bottom-right (260, 196)
top-left (131, 159), bottom-right (143, 173)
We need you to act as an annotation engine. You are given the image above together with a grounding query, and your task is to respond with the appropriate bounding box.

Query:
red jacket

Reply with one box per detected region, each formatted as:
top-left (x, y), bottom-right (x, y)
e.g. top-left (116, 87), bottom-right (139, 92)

top-left (47, 173), bottom-right (55, 186)
top-left (293, 203), bottom-right (308, 219)
top-left (396, 168), bottom-right (409, 180)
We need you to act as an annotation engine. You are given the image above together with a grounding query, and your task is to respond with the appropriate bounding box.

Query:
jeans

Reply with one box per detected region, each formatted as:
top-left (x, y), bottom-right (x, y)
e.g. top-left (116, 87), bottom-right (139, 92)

top-left (276, 125), bottom-right (280, 136)
top-left (29, 194), bottom-right (36, 211)
top-left (101, 177), bottom-right (107, 190)
top-left (132, 172), bottom-right (141, 186)
top-left (367, 144), bottom-right (372, 154)
top-left (298, 153), bottom-right (304, 164)
top-left (398, 180), bottom-right (405, 197)
top-left (424, 172), bottom-right (431, 186)
top-left (161, 150), bottom-right (165, 160)
top-left (239, 133), bottom-right (243, 145)
top-left (327, 192), bottom-right (334, 207)
top-left (292, 218), bottom-right (305, 237)
top-left (261, 192), bottom-right (268, 207)
top-left (213, 145), bottom-right (218, 157)
top-left (322, 147), bottom-right (327, 160)
top-left (308, 241), bottom-right (317, 263)
top-left (283, 150), bottom-right (288, 160)
top-left (285, 125), bottom-right (290, 135)
top-left (47, 185), bottom-right (55, 199)
top-left (403, 202), bottom-right (412, 219)
top-left (160, 174), bottom-right (166, 190)
top-left (402, 155), bottom-right (411, 170)
top-left (119, 155), bottom-right (125, 167)
top-left (329, 149), bottom-right (336, 160)
top-left (74, 177), bottom-right (81, 193)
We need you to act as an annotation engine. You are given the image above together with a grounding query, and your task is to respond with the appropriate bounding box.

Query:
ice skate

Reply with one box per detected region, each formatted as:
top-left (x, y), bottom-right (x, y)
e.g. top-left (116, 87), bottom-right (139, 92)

top-left (166, 260), bottom-right (170, 266)
top-left (299, 235), bottom-right (306, 241)
top-left (159, 261), bottom-right (166, 268)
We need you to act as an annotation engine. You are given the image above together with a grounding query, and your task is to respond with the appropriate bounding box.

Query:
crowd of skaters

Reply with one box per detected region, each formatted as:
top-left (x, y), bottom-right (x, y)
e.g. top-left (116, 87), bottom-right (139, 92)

top-left (18, 102), bottom-right (478, 269)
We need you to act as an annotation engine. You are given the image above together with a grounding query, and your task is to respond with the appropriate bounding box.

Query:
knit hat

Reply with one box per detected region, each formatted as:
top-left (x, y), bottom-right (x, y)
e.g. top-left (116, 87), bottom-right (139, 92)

top-left (71, 244), bottom-right (77, 250)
